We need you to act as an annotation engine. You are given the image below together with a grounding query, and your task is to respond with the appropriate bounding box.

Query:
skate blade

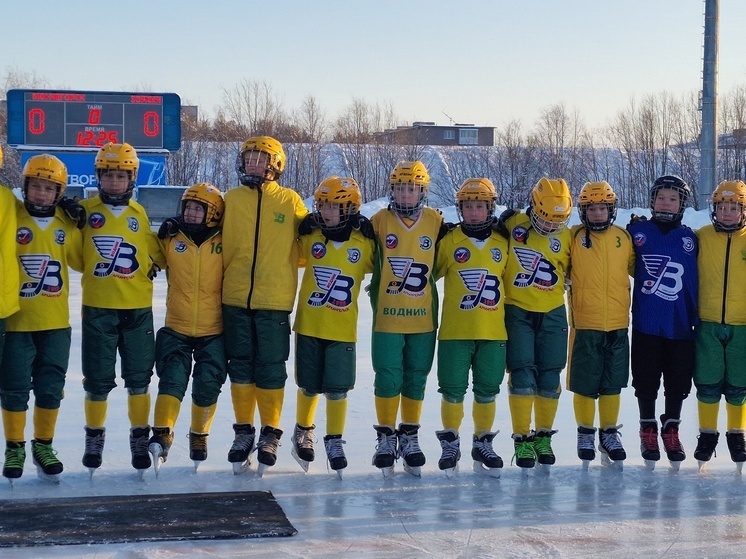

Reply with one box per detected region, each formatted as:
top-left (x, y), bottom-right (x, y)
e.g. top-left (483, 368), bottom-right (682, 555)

top-left (442, 464), bottom-right (459, 478)
top-left (35, 467), bottom-right (61, 485)
top-left (291, 449), bottom-right (311, 473)
top-left (697, 460), bottom-right (709, 473)
top-left (334, 469), bottom-right (344, 480)
top-left (193, 460), bottom-right (202, 473)
top-left (737, 462), bottom-right (744, 475)
top-left (256, 462), bottom-right (273, 478)
top-left (136, 468), bottom-right (147, 480)
top-left (87, 467), bottom-right (98, 479)
top-left (536, 463), bottom-right (552, 476)
top-left (232, 461), bottom-right (248, 475)
top-left (668, 460), bottom-right (682, 471)
top-left (403, 463), bottom-right (421, 477)
top-left (380, 466), bottom-right (395, 479)
top-left (600, 453), bottom-right (624, 471)
top-left (581, 459), bottom-right (591, 470)
top-left (473, 461), bottom-right (500, 478)
top-left (644, 459), bottom-right (657, 471)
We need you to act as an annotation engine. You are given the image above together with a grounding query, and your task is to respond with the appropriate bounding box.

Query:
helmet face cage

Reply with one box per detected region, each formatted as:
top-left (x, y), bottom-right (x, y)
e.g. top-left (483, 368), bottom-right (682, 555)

top-left (22, 154), bottom-right (67, 214)
top-left (314, 177), bottom-right (361, 231)
top-left (578, 181), bottom-right (618, 232)
top-left (649, 175), bottom-right (690, 222)
top-left (236, 136), bottom-right (286, 187)
top-left (529, 178), bottom-right (573, 236)
top-left (456, 178), bottom-right (497, 233)
top-left (95, 143), bottom-right (139, 205)
top-left (180, 183), bottom-right (224, 232)
top-left (390, 161), bottom-right (430, 217)
top-left (710, 181), bottom-right (746, 232)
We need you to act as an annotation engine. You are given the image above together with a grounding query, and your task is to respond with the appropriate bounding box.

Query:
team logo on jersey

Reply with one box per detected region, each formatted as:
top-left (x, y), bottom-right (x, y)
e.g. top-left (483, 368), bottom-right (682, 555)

top-left (91, 235), bottom-right (141, 278)
top-left (640, 254), bottom-right (684, 301)
top-left (511, 246), bottom-right (559, 290)
top-left (457, 268), bottom-right (500, 310)
top-left (682, 237), bottom-right (695, 253)
top-left (127, 217), bottom-right (140, 232)
top-left (490, 248), bottom-right (503, 263)
top-left (454, 247), bottom-right (470, 263)
top-left (16, 228), bottom-right (33, 245)
top-left (386, 257), bottom-right (430, 296)
top-left (633, 232), bottom-right (647, 247)
top-left (54, 229), bottom-right (66, 245)
top-left (347, 248), bottom-right (361, 263)
top-left (549, 238), bottom-right (561, 253)
top-left (419, 236), bottom-right (433, 251)
top-left (513, 226), bottom-right (529, 243)
top-left (311, 242), bottom-right (327, 259)
top-left (385, 234), bottom-right (398, 250)
top-left (307, 266), bottom-right (354, 309)
top-left (88, 213), bottom-right (106, 229)
top-left (18, 254), bottom-right (63, 298)
top-left (174, 241), bottom-right (188, 254)
top-left (581, 235), bottom-right (591, 248)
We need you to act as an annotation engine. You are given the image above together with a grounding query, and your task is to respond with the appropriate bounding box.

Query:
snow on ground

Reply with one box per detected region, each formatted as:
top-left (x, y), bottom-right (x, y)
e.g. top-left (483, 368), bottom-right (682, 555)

top-left (4, 207), bottom-right (743, 559)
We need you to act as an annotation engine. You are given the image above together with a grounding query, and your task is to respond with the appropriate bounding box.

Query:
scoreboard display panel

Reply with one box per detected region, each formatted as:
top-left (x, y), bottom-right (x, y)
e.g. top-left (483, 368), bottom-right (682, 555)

top-left (6, 89), bottom-right (181, 151)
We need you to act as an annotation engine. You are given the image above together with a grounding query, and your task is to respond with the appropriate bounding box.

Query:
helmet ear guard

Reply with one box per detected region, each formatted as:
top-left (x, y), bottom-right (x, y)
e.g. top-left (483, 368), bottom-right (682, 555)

top-left (649, 175), bottom-right (690, 222)
top-left (578, 181), bottom-right (618, 232)
top-left (710, 180), bottom-right (746, 232)
top-left (22, 154), bottom-right (68, 215)
top-left (95, 142), bottom-right (139, 205)
top-left (236, 136), bottom-right (286, 187)
top-left (389, 161), bottom-right (430, 217)
top-left (313, 176), bottom-right (362, 231)
top-left (529, 177), bottom-right (573, 236)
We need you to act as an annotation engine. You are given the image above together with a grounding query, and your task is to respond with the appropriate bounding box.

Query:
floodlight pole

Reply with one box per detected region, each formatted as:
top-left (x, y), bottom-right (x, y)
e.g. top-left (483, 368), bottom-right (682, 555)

top-left (700, 0), bottom-right (719, 208)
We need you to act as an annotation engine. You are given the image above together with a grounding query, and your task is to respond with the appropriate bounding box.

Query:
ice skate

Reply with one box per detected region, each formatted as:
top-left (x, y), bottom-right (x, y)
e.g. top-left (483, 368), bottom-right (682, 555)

top-left (255, 426), bottom-right (282, 477)
top-left (577, 426), bottom-right (596, 470)
top-left (3, 442), bottom-right (25, 486)
top-left (189, 431), bottom-right (208, 471)
top-left (372, 425), bottom-right (397, 478)
top-left (660, 416), bottom-right (685, 471)
top-left (693, 430), bottom-right (719, 473)
top-left (130, 426), bottom-right (152, 479)
top-left (31, 439), bottom-right (63, 484)
top-left (436, 429), bottom-right (461, 478)
top-left (323, 434), bottom-right (347, 478)
top-left (534, 429), bottom-right (557, 473)
top-left (148, 427), bottom-right (174, 478)
top-left (472, 432), bottom-right (502, 478)
top-left (290, 423), bottom-right (315, 473)
top-left (397, 423), bottom-right (426, 477)
top-left (228, 423), bottom-right (255, 475)
top-left (512, 434), bottom-right (537, 474)
top-left (639, 421), bottom-right (660, 471)
top-left (726, 431), bottom-right (746, 474)
top-left (599, 425), bottom-right (626, 471)
top-left (82, 426), bottom-right (105, 478)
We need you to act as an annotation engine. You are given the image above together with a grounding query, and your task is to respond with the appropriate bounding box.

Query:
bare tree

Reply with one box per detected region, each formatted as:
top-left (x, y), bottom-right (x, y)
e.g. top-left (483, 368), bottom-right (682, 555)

top-left (220, 79), bottom-right (286, 138)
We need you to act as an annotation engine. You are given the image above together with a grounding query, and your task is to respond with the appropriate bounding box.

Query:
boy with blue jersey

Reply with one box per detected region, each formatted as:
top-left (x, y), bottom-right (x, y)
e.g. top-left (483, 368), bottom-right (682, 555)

top-left (627, 175), bottom-right (698, 470)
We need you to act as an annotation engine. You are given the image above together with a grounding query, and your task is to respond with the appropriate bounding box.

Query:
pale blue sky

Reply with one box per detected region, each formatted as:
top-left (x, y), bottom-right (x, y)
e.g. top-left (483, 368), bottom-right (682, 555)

top-left (5, 1), bottom-right (746, 129)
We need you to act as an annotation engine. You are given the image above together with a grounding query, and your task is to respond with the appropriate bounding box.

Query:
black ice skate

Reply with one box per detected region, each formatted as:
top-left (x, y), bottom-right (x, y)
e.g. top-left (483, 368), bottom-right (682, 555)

top-left (372, 425), bottom-right (397, 478)
top-left (228, 423), bottom-right (255, 475)
top-left (599, 426), bottom-right (626, 470)
top-left (472, 432), bottom-right (502, 478)
top-left (436, 429), bottom-right (460, 478)
top-left (639, 420), bottom-right (660, 471)
top-left (291, 423), bottom-right (316, 473)
top-left (130, 426), bottom-right (152, 478)
top-left (31, 439), bottom-right (63, 484)
top-left (577, 426), bottom-right (596, 469)
top-left (660, 416), bottom-right (685, 471)
top-left (256, 426), bottom-right (283, 477)
top-left (323, 434), bottom-right (347, 478)
top-left (82, 426), bottom-right (106, 478)
top-left (693, 430), bottom-right (719, 473)
top-left (726, 431), bottom-right (746, 473)
top-left (148, 427), bottom-right (174, 478)
top-left (397, 423), bottom-right (426, 477)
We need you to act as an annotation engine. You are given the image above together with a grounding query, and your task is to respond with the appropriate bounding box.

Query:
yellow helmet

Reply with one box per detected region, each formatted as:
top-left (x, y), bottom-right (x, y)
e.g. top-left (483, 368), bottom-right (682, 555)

top-left (180, 183), bottom-right (225, 231)
top-left (710, 180), bottom-right (746, 232)
top-left (389, 161), bottom-right (430, 216)
top-left (22, 154), bottom-right (68, 214)
top-left (95, 142), bottom-right (139, 204)
top-left (577, 181), bottom-right (618, 231)
top-left (314, 176), bottom-right (362, 231)
top-left (529, 177), bottom-right (573, 236)
top-left (237, 135), bottom-right (286, 187)
top-left (456, 178), bottom-right (497, 233)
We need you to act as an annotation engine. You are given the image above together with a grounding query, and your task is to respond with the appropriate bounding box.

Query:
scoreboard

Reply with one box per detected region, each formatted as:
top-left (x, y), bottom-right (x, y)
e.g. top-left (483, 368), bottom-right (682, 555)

top-left (6, 89), bottom-right (181, 151)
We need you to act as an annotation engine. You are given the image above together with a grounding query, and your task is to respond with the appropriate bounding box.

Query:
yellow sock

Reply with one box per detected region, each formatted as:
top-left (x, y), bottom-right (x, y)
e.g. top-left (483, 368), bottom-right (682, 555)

top-left (84, 398), bottom-right (108, 428)
top-left (599, 394), bottom-right (622, 429)
top-left (2, 409), bottom-right (26, 442)
top-left (534, 396), bottom-right (559, 432)
top-left (33, 406), bottom-right (59, 441)
top-left (190, 403), bottom-right (217, 434)
top-left (296, 389), bottom-right (319, 427)
top-left (508, 394), bottom-right (534, 435)
top-left (725, 402), bottom-right (744, 432)
top-left (374, 395), bottom-right (400, 426)
top-left (153, 394), bottom-right (182, 430)
top-left (256, 387), bottom-right (284, 428)
top-left (326, 398), bottom-right (348, 436)
top-left (472, 401), bottom-right (496, 436)
top-left (128, 393), bottom-right (151, 427)
top-left (573, 394), bottom-right (596, 428)
top-left (400, 396), bottom-right (423, 424)
top-left (231, 382), bottom-right (257, 425)
top-left (698, 400), bottom-right (720, 431)
top-left (441, 400), bottom-right (464, 431)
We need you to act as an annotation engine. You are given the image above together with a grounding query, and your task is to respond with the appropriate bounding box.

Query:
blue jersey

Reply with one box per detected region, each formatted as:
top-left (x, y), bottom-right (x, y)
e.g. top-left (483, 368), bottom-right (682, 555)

top-left (628, 220), bottom-right (698, 340)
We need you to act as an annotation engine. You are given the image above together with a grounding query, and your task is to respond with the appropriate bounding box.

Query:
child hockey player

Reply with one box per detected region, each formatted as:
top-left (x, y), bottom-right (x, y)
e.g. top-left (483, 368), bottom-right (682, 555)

top-left (498, 177), bottom-right (572, 472)
top-left (148, 183), bottom-right (227, 475)
top-left (692, 180), bottom-right (746, 472)
top-left (0, 154), bottom-right (83, 483)
top-left (369, 160), bottom-right (446, 477)
top-left (222, 136), bottom-right (307, 475)
top-left (79, 142), bottom-right (165, 476)
top-left (567, 181), bottom-right (634, 469)
top-left (0, 145), bottom-right (20, 361)
top-left (627, 175), bottom-right (698, 470)
top-left (292, 177), bottom-right (375, 476)
top-left (434, 178), bottom-right (508, 478)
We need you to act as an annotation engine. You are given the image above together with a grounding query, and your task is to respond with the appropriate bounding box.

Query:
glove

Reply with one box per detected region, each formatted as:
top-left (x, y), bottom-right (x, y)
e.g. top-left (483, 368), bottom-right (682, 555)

top-left (158, 217), bottom-right (181, 239)
top-left (298, 213), bottom-right (319, 236)
top-left (57, 196), bottom-right (86, 229)
top-left (491, 213), bottom-right (512, 239)
top-left (349, 214), bottom-right (376, 239)
top-left (564, 277), bottom-right (572, 291)
top-left (626, 213), bottom-right (647, 231)
top-left (147, 263), bottom-right (160, 281)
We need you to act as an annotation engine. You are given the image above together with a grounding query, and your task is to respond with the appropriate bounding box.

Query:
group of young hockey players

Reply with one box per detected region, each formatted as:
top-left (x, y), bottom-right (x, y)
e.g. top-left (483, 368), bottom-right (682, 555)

top-left (0, 134), bottom-right (744, 484)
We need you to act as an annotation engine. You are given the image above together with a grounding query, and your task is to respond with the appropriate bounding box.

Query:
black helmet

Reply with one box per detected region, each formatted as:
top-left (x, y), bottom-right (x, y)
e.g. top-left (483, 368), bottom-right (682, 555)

top-left (649, 175), bottom-right (690, 222)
